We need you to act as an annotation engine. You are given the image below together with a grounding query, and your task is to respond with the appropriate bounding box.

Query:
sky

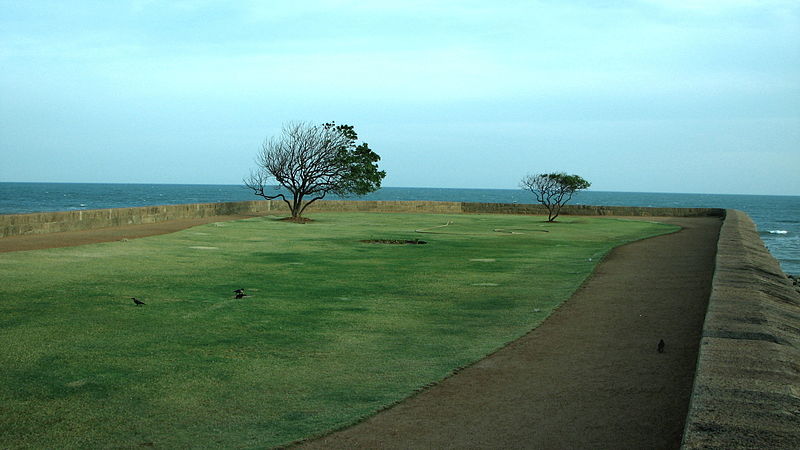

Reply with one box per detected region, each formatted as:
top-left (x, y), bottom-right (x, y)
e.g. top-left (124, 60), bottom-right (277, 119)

top-left (1, 0), bottom-right (798, 195)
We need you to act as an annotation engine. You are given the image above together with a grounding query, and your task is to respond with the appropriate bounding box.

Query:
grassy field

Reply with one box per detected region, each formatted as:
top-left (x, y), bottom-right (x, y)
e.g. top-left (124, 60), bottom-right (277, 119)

top-left (0, 212), bottom-right (677, 448)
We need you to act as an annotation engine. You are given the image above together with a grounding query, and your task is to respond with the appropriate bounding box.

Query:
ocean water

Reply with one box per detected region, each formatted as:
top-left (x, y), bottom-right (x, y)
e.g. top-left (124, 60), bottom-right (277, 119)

top-left (1, 182), bottom-right (798, 275)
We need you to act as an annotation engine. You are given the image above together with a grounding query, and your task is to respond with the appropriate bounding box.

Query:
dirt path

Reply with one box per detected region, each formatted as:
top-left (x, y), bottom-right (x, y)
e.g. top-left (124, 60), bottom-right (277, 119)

top-left (0, 215), bottom-right (252, 253)
top-left (298, 216), bottom-right (722, 449)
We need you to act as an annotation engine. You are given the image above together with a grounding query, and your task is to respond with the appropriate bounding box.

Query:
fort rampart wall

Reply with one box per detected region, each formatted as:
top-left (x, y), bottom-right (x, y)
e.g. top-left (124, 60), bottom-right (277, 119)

top-left (681, 210), bottom-right (800, 448)
top-left (0, 199), bottom-right (721, 238)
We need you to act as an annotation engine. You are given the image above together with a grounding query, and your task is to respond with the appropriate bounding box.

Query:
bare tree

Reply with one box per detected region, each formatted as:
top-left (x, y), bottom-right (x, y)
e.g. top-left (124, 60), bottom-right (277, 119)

top-left (520, 172), bottom-right (591, 222)
top-left (244, 122), bottom-right (385, 220)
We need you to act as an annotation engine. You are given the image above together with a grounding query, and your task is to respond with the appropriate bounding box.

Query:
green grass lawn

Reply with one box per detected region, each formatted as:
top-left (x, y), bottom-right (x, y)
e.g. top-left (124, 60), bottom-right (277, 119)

top-left (0, 212), bottom-right (677, 448)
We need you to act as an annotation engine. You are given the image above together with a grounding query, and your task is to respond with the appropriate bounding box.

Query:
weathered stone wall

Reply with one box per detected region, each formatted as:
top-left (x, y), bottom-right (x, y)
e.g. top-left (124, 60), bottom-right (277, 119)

top-left (0, 199), bottom-right (722, 238)
top-left (0, 201), bottom-right (273, 237)
top-left (309, 200), bottom-right (463, 214)
top-left (681, 210), bottom-right (800, 448)
top-left (460, 202), bottom-right (722, 218)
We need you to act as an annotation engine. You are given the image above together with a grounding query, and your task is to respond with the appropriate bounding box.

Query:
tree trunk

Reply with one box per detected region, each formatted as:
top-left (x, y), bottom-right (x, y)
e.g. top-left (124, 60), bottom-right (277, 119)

top-left (291, 196), bottom-right (302, 218)
top-left (545, 203), bottom-right (558, 222)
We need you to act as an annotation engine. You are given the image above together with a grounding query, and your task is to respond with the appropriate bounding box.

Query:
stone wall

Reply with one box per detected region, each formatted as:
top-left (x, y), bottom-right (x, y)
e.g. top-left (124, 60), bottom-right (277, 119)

top-left (0, 199), bottom-right (722, 238)
top-left (460, 202), bottom-right (722, 218)
top-left (309, 200), bottom-right (464, 214)
top-left (681, 210), bottom-right (800, 448)
top-left (0, 201), bottom-right (273, 237)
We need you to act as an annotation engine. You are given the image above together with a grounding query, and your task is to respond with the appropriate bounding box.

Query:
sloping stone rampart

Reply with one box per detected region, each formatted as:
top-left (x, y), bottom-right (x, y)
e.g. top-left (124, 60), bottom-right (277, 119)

top-left (681, 210), bottom-right (800, 448)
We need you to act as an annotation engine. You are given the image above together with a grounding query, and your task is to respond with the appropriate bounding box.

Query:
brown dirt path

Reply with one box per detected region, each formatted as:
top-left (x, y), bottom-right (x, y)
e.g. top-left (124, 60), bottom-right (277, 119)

top-left (298, 216), bottom-right (722, 449)
top-left (0, 215), bottom-right (254, 253)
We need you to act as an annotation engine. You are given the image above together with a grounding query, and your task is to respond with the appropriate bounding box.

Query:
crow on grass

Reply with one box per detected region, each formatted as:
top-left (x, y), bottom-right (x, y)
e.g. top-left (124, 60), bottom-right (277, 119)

top-left (234, 289), bottom-right (247, 299)
top-left (657, 339), bottom-right (665, 353)
top-left (132, 297), bottom-right (146, 306)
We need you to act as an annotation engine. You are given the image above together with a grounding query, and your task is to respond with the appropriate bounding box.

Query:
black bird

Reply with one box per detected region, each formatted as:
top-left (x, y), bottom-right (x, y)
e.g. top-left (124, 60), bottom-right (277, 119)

top-left (657, 339), bottom-right (665, 353)
top-left (234, 289), bottom-right (245, 295)
top-left (132, 297), bottom-right (146, 306)
top-left (234, 289), bottom-right (247, 299)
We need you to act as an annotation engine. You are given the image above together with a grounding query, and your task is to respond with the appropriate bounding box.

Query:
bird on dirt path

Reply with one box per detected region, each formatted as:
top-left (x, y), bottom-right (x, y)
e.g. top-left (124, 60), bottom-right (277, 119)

top-left (657, 339), bottom-right (665, 353)
top-left (132, 297), bottom-right (146, 306)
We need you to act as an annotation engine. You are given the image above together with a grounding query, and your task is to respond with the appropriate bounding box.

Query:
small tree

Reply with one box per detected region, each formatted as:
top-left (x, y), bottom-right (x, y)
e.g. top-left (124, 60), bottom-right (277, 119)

top-left (244, 122), bottom-right (385, 220)
top-left (520, 172), bottom-right (591, 222)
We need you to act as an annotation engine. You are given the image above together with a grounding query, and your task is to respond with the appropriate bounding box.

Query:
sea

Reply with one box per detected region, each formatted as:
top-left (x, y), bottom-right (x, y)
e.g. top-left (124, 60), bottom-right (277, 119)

top-left (1, 182), bottom-right (798, 276)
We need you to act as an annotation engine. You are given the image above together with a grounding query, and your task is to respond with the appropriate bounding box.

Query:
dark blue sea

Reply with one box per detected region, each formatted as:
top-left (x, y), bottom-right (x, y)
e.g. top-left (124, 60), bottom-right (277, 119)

top-left (1, 182), bottom-right (798, 275)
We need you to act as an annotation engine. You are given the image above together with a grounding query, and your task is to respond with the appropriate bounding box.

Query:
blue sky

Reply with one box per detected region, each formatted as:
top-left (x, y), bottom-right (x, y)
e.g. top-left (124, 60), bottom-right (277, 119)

top-left (1, 0), bottom-right (798, 195)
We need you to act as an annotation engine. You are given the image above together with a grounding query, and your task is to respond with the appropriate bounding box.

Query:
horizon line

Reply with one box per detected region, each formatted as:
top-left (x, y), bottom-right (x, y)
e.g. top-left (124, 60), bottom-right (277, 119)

top-left (0, 180), bottom-right (797, 197)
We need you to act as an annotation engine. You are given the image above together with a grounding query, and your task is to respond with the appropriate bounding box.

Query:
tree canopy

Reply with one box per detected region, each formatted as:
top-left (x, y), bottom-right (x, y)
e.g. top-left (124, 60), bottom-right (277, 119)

top-left (245, 122), bottom-right (386, 219)
top-left (520, 172), bottom-right (591, 222)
